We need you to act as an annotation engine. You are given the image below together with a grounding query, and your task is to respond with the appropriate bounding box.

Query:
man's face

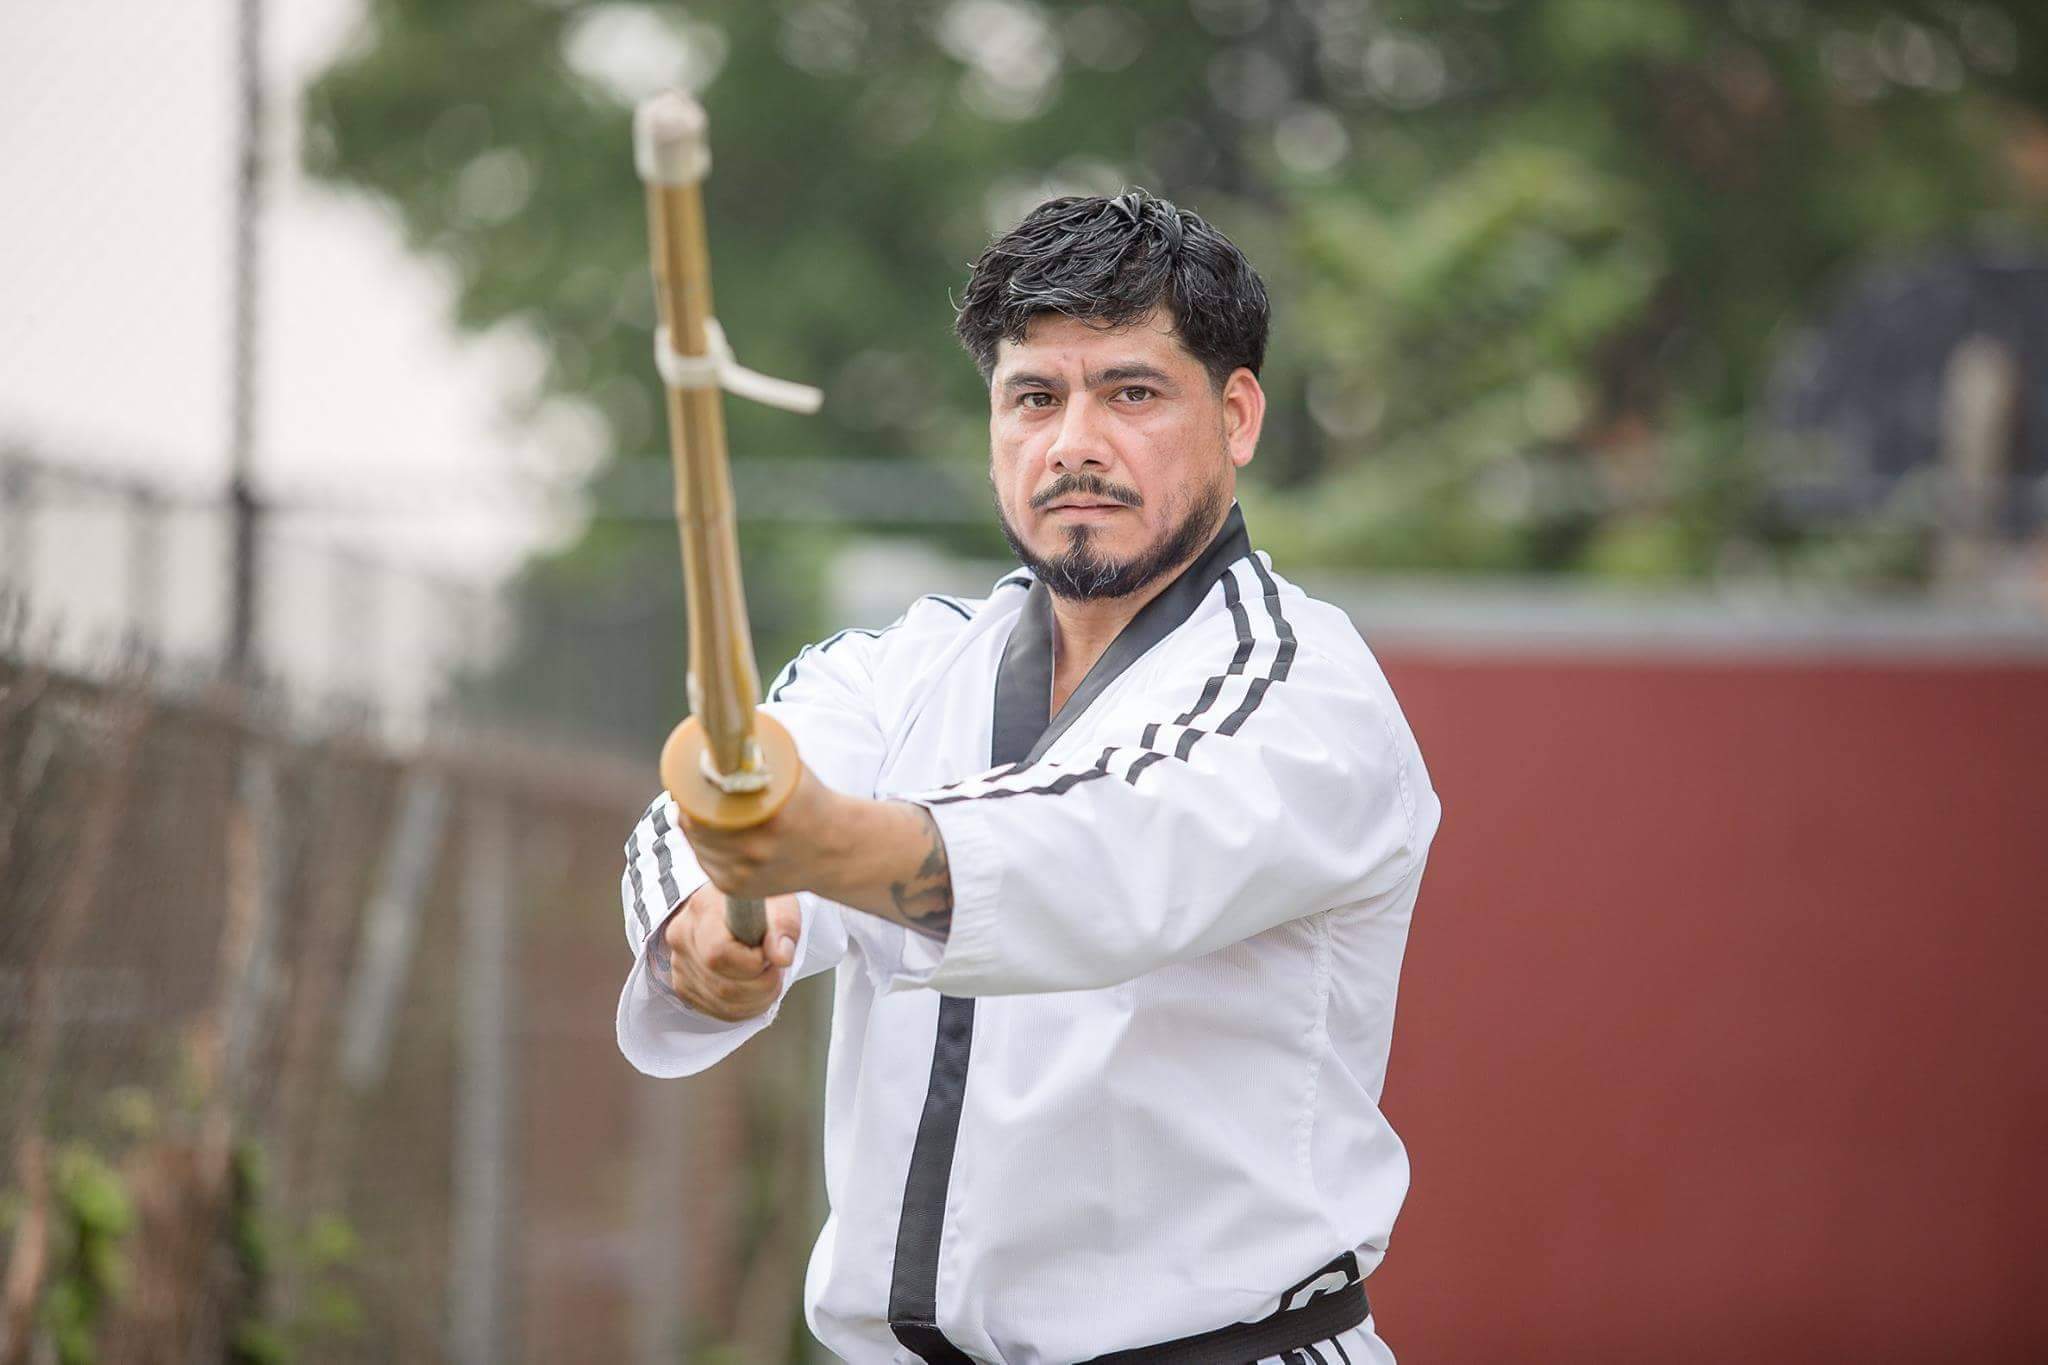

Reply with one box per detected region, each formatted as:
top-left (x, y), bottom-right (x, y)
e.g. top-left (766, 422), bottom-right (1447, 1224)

top-left (987, 306), bottom-right (1264, 601)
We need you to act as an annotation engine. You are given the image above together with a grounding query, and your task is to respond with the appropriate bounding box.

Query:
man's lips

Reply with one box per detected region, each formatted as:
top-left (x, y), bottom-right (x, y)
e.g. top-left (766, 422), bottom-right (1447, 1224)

top-left (1046, 501), bottom-right (1127, 512)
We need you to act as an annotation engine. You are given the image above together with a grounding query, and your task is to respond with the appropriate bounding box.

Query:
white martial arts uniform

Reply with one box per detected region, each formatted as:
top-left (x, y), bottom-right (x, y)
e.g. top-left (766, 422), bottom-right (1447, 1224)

top-left (618, 506), bottom-right (1439, 1364)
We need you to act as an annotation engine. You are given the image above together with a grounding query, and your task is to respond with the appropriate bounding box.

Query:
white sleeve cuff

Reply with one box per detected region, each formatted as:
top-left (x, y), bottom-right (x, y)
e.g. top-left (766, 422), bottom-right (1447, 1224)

top-left (615, 890), bottom-right (787, 1078)
top-left (885, 796), bottom-right (1004, 993)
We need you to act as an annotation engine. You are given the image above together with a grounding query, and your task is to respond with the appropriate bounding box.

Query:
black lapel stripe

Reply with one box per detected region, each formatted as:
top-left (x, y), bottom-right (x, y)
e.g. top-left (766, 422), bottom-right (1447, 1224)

top-left (889, 510), bottom-right (1251, 1361)
top-left (920, 519), bottom-right (1255, 805)
top-left (890, 572), bottom-right (1058, 1361)
top-left (988, 580), bottom-right (1055, 767)
top-left (1019, 505), bottom-right (1251, 767)
top-left (1331, 1337), bottom-right (1356, 1365)
top-left (924, 594), bottom-right (974, 621)
top-left (887, 990), bottom-right (978, 1362)
top-left (646, 803), bottom-right (683, 914)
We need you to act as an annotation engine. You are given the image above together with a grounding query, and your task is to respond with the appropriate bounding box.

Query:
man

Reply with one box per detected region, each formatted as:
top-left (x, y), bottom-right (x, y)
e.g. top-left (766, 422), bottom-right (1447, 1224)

top-left (618, 190), bottom-right (1440, 1363)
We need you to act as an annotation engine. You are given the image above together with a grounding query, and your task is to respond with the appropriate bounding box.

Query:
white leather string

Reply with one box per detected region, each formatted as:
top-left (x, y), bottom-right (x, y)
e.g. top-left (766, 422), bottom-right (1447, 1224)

top-left (655, 318), bottom-right (823, 414)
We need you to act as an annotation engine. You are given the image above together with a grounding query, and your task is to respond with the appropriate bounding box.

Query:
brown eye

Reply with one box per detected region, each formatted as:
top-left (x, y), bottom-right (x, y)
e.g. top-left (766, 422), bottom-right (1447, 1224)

top-left (1115, 386), bottom-right (1155, 403)
top-left (1019, 392), bottom-right (1056, 409)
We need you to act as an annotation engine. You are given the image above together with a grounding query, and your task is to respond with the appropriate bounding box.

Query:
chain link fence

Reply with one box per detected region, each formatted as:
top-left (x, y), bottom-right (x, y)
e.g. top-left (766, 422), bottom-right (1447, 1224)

top-left (0, 632), bottom-right (828, 1362)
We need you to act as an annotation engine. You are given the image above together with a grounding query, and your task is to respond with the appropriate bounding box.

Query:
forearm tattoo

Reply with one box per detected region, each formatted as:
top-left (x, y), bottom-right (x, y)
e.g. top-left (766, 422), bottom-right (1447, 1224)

top-left (889, 806), bottom-right (954, 942)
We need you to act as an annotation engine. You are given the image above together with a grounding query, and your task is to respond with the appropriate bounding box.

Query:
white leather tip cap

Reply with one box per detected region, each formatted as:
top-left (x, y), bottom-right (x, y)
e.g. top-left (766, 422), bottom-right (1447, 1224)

top-left (634, 91), bottom-right (710, 186)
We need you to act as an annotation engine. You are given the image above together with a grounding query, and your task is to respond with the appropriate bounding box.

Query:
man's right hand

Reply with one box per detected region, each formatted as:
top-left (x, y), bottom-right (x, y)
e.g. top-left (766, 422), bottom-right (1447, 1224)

top-left (661, 885), bottom-right (802, 1022)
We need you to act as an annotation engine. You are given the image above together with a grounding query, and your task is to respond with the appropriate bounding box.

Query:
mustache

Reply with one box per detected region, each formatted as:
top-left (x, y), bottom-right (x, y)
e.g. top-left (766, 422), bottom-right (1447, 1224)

top-left (1030, 473), bottom-right (1143, 512)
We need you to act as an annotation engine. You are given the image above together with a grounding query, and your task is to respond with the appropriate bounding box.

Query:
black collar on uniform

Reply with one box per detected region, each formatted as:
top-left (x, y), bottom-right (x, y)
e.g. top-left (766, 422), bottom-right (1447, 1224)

top-left (990, 502), bottom-right (1252, 769)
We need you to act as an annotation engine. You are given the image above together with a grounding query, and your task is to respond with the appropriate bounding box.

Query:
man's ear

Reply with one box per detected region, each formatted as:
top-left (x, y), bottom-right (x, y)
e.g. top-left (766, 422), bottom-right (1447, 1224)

top-left (1222, 368), bottom-right (1265, 470)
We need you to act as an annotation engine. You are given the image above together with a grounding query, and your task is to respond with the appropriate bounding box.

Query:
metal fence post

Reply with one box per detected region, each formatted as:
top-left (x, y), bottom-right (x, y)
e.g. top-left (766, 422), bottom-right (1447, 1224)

top-left (1, 456), bottom-right (33, 596)
top-left (450, 791), bottom-right (516, 1365)
top-left (339, 771), bottom-right (449, 1091)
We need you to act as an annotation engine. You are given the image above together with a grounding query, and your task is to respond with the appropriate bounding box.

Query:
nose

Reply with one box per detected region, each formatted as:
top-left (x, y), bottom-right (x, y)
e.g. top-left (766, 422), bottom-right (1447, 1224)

top-left (1045, 395), bottom-right (1111, 473)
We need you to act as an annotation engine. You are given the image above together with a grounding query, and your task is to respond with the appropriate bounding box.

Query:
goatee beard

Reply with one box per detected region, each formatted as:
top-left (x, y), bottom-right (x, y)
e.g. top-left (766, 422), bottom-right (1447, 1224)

top-left (998, 475), bottom-right (1230, 602)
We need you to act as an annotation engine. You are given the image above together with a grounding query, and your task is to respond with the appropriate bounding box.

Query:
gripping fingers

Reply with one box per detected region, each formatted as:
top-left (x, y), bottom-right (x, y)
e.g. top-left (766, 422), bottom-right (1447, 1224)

top-left (662, 888), bottom-right (801, 1020)
top-left (692, 962), bottom-right (784, 1022)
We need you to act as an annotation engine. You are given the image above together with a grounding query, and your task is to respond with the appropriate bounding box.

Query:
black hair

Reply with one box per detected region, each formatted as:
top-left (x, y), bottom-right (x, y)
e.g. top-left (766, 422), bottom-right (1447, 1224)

top-left (954, 189), bottom-right (1270, 389)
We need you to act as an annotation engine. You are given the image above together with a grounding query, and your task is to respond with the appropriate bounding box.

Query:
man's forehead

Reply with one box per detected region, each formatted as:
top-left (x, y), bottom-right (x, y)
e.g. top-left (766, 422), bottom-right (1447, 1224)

top-left (992, 307), bottom-right (1194, 377)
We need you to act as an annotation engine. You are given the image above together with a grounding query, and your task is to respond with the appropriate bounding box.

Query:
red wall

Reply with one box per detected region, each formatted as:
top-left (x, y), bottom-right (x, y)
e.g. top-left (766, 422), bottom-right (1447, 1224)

top-left (1368, 652), bottom-right (2048, 1362)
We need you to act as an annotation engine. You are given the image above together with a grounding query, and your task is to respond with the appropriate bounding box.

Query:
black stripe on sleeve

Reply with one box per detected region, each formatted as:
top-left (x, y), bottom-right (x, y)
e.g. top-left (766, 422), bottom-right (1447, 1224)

top-left (1123, 749), bottom-right (1168, 785)
top-left (768, 625), bottom-right (885, 702)
top-left (914, 558), bottom-right (1299, 804)
top-left (1135, 559), bottom-right (1282, 767)
top-left (769, 581), bottom-right (988, 705)
top-left (647, 802), bottom-right (684, 913)
top-left (1215, 674), bottom-right (1276, 740)
top-left (1246, 552), bottom-right (1297, 681)
top-left (1134, 571), bottom-right (1250, 753)
top-left (922, 594), bottom-right (974, 621)
top-left (624, 826), bottom-right (652, 938)
top-left (919, 751), bottom-right (1117, 806)
top-left (771, 589), bottom-right (988, 702)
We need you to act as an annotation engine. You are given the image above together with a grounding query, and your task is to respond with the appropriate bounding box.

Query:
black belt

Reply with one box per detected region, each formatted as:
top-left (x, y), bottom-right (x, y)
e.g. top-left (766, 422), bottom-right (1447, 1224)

top-left (1078, 1252), bottom-right (1369, 1365)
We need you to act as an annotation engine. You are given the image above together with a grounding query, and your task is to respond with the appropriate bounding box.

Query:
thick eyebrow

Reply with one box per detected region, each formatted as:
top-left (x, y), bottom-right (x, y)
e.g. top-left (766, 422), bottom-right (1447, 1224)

top-left (997, 362), bottom-right (1177, 395)
top-left (1089, 363), bottom-right (1175, 389)
top-left (1000, 371), bottom-right (1065, 395)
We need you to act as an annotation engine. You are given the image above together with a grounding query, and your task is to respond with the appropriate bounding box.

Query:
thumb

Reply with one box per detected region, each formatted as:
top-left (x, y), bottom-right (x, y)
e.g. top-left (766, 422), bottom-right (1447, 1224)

top-left (766, 893), bottom-right (802, 968)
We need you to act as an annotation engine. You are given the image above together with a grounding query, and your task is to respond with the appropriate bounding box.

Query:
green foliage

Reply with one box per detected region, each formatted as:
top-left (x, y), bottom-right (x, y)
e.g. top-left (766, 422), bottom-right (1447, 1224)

top-left (100, 1087), bottom-right (159, 1142)
top-left (229, 1148), bottom-right (369, 1362)
top-left (230, 1322), bottom-right (293, 1365)
top-left (40, 1145), bottom-right (133, 1365)
top-left (10, 1128), bottom-right (365, 1365)
top-left (303, 0), bottom-right (2048, 648)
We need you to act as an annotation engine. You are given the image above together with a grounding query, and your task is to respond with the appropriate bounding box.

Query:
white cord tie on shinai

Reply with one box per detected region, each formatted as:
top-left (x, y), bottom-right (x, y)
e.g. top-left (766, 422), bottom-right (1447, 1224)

top-left (655, 319), bottom-right (823, 414)
top-left (700, 740), bottom-right (772, 793)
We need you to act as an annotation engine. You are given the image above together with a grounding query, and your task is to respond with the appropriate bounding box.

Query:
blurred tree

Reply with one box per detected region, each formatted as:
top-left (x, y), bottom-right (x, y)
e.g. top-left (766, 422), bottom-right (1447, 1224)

top-left (306, 0), bottom-right (2048, 744)
top-left (306, 0), bottom-right (1271, 748)
top-left (1261, 0), bottom-right (2048, 577)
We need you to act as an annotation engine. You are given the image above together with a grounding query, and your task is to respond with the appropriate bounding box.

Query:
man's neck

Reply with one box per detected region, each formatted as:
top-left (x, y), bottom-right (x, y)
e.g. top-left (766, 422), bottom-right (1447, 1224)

top-left (1045, 506), bottom-right (1230, 714)
top-left (1048, 587), bottom-right (1164, 711)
